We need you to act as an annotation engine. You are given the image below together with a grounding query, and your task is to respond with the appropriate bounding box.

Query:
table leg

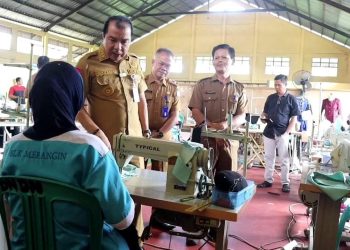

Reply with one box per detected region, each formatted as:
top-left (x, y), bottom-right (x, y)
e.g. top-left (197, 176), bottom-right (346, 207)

top-left (313, 193), bottom-right (341, 250)
top-left (216, 220), bottom-right (228, 250)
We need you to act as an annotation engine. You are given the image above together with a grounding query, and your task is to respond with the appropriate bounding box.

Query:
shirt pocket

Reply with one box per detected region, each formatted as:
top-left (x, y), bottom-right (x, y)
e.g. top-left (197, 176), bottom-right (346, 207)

top-left (228, 94), bottom-right (239, 114)
top-left (95, 73), bottom-right (116, 97)
top-left (203, 92), bottom-right (217, 115)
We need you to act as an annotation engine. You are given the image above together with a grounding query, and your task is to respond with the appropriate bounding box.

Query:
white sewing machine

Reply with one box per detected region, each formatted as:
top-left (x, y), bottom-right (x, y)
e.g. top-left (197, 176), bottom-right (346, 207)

top-left (113, 133), bottom-right (212, 196)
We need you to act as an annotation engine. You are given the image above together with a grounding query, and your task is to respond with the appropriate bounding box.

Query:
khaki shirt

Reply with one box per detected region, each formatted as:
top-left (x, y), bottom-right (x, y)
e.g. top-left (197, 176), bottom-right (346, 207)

top-left (25, 72), bottom-right (37, 98)
top-left (145, 74), bottom-right (179, 134)
top-left (188, 75), bottom-right (248, 123)
top-left (76, 46), bottom-right (147, 144)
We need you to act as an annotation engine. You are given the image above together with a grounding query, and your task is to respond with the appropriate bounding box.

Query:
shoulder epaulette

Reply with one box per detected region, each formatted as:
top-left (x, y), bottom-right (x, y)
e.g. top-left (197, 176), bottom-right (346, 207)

top-left (168, 78), bottom-right (177, 86)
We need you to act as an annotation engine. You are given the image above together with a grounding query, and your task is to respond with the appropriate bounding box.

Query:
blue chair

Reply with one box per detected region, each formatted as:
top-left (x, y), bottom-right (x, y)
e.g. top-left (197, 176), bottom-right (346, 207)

top-left (0, 176), bottom-right (103, 250)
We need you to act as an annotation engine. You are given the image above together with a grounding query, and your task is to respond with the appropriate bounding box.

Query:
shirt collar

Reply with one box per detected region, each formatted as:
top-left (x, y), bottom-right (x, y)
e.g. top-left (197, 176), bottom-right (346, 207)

top-left (212, 74), bottom-right (233, 85)
top-left (148, 73), bottom-right (167, 86)
top-left (277, 91), bottom-right (288, 97)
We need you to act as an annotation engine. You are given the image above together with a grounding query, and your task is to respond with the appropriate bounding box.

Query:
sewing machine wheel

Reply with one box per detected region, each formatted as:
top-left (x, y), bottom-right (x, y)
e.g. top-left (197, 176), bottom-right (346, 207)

top-left (203, 148), bottom-right (215, 180)
top-left (197, 174), bottom-right (211, 199)
top-left (299, 190), bottom-right (319, 207)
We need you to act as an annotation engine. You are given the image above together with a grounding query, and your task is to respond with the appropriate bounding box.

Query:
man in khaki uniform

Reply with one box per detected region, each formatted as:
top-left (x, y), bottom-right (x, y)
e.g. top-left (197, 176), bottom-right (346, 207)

top-left (25, 56), bottom-right (50, 98)
top-left (76, 16), bottom-right (149, 244)
top-left (145, 48), bottom-right (179, 171)
top-left (189, 44), bottom-right (248, 175)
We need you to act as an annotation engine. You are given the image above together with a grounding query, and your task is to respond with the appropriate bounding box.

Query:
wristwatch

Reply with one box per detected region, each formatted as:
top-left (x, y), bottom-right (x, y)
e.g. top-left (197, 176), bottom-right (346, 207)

top-left (158, 131), bottom-right (164, 138)
top-left (142, 129), bottom-right (151, 138)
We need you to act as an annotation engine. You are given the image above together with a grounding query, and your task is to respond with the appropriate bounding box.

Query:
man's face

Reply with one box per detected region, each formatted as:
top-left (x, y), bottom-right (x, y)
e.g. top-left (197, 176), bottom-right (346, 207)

top-left (102, 21), bottom-right (131, 62)
top-left (152, 52), bottom-right (173, 81)
top-left (274, 79), bottom-right (287, 95)
top-left (213, 48), bottom-right (233, 75)
top-left (17, 79), bottom-right (23, 85)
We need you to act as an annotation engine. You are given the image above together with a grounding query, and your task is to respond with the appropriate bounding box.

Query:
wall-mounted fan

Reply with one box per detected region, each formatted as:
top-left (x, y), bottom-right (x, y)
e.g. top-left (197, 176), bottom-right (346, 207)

top-left (292, 70), bottom-right (312, 94)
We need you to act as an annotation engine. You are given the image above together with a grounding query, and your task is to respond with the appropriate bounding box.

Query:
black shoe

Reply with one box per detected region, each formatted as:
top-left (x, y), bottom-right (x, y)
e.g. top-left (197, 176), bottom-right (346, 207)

top-left (151, 218), bottom-right (175, 231)
top-left (257, 181), bottom-right (272, 188)
top-left (282, 184), bottom-right (290, 193)
top-left (186, 238), bottom-right (198, 246)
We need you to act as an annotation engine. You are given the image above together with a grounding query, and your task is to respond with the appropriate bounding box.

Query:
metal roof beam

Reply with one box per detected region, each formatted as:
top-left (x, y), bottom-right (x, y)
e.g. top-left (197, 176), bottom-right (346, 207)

top-left (98, 0), bottom-right (158, 29)
top-left (319, 0), bottom-right (350, 13)
top-left (131, 0), bottom-right (170, 20)
top-left (115, 0), bottom-right (165, 24)
top-left (44, 0), bottom-right (95, 32)
top-left (264, 0), bottom-right (350, 39)
top-left (138, 8), bottom-right (284, 17)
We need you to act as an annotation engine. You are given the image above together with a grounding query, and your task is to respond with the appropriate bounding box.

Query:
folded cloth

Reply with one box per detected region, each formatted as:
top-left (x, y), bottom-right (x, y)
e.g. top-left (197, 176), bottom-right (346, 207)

top-left (307, 171), bottom-right (350, 201)
top-left (172, 141), bottom-right (203, 184)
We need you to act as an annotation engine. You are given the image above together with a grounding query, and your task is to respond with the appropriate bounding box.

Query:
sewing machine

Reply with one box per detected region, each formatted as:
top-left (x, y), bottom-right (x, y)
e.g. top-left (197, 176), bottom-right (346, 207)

top-left (113, 133), bottom-right (212, 197)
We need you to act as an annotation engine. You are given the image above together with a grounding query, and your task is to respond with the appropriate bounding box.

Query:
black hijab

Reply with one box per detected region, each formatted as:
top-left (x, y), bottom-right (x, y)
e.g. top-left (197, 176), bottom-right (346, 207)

top-left (24, 61), bottom-right (84, 140)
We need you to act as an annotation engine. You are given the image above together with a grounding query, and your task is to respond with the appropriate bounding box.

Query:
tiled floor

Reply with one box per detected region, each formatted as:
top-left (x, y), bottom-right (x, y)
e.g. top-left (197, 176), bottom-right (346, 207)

top-left (141, 167), bottom-right (348, 250)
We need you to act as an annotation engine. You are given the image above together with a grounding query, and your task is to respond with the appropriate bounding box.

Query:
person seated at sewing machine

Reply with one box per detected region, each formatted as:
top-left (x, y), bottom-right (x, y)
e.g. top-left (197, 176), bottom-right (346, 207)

top-left (9, 77), bottom-right (26, 107)
top-left (1, 62), bottom-right (140, 249)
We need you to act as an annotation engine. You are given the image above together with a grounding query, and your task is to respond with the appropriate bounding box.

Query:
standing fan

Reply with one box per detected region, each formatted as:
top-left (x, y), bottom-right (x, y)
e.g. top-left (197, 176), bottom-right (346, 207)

top-left (292, 70), bottom-right (312, 94)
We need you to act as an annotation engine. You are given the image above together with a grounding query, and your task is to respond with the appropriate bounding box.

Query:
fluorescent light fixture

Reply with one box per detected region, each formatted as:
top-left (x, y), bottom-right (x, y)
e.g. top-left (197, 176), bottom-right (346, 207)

top-left (210, 1), bottom-right (246, 12)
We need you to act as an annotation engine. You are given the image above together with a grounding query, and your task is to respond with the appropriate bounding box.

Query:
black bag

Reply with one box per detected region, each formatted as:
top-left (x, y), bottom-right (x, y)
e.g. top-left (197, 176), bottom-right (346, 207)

top-left (191, 126), bottom-right (202, 143)
top-left (214, 170), bottom-right (248, 192)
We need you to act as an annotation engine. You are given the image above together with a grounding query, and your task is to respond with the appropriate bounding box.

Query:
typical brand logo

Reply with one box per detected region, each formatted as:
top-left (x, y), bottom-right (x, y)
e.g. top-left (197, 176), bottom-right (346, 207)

top-left (135, 144), bottom-right (160, 151)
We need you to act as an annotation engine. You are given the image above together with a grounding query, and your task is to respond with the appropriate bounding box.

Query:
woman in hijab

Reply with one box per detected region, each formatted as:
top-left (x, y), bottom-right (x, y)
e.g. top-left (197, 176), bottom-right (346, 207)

top-left (1, 61), bottom-right (136, 249)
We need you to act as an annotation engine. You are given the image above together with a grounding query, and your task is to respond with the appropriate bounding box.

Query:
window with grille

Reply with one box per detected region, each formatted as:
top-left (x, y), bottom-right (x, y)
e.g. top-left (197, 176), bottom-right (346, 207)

top-left (17, 31), bottom-right (43, 55)
top-left (311, 58), bottom-right (338, 77)
top-left (195, 56), bottom-right (215, 73)
top-left (265, 57), bottom-right (290, 75)
top-left (138, 56), bottom-right (146, 72)
top-left (232, 56), bottom-right (250, 75)
top-left (0, 25), bottom-right (11, 50)
top-left (170, 56), bottom-right (182, 73)
top-left (48, 39), bottom-right (68, 60)
top-left (72, 45), bottom-right (89, 64)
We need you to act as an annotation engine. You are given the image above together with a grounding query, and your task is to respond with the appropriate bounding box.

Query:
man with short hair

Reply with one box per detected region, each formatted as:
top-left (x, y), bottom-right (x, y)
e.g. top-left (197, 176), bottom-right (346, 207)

top-left (25, 56), bottom-right (50, 98)
top-left (189, 44), bottom-right (248, 175)
top-left (145, 48), bottom-right (179, 171)
top-left (9, 77), bottom-right (25, 104)
top-left (257, 74), bottom-right (300, 193)
top-left (76, 15), bottom-right (150, 244)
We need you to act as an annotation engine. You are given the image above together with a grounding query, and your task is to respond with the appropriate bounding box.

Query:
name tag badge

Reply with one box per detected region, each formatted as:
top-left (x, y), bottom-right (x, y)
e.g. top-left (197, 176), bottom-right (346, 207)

top-left (133, 85), bottom-right (140, 102)
top-left (130, 74), bottom-right (140, 102)
top-left (161, 106), bottom-right (169, 118)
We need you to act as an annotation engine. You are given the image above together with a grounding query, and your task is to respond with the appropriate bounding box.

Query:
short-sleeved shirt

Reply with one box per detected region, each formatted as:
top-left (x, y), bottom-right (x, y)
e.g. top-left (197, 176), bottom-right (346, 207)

top-left (263, 92), bottom-right (300, 139)
top-left (9, 85), bottom-right (26, 104)
top-left (321, 98), bottom-right (341, 123)
top-left (188, 75), bottom-right (248, 123)
top-left (296, 96), bottom-right (312, 131)
top-left (76, 46), bottom-right (148, 144)
top-left (296, 96), bottom-right (311, 122)
top-left (1, 130), bottom-right (133, 250)
top-left (145, 74), bottom-right (179, 132)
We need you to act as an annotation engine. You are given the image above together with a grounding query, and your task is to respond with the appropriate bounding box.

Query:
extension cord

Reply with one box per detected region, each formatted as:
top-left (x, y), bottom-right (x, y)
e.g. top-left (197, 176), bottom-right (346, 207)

top-left (283, 240), bottom-right (298, 250)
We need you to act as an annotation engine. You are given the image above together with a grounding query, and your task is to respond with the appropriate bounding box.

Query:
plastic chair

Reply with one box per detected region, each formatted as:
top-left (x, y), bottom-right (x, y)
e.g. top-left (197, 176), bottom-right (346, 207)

top-left (337, 205), bottom-right (350, 249)
top-left (0, 176), bottom-right (103, 250)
